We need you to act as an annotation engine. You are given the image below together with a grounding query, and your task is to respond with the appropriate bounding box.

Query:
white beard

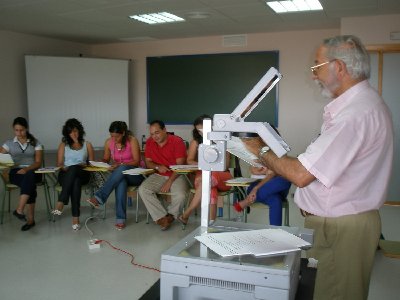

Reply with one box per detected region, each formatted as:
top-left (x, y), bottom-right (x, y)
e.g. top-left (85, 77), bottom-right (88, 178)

top-left (315, 75), bottom-right (342, 100)
top-left (314, 80), bottom-right (334, 99)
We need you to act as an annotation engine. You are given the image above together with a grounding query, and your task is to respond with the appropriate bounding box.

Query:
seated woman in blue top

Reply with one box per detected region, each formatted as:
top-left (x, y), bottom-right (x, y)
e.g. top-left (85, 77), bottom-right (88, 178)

top-left (234, 166), bottom-right (291, 226)
top-left (87, 121), bottom-right (144, 230)
top-left (52, 118), bottom-right (94, 231)
top-left (0, 117), bottom-right (43, 231)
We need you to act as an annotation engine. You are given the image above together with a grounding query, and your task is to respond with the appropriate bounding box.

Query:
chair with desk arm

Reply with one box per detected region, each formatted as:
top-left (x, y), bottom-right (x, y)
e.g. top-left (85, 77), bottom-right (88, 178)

top-left (127, 185), bottom-right (150, 224)
top-left (226, 157), bottom-right (291, 226)
top-left (0, 157), bottom-right (52, 224)
top-left (183, 154), bottom-right (240, 224)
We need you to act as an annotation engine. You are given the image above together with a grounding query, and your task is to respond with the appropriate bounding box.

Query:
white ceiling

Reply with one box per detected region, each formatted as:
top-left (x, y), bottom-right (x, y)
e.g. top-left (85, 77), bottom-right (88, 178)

top-left (0, 0), bottom-right (399, 44)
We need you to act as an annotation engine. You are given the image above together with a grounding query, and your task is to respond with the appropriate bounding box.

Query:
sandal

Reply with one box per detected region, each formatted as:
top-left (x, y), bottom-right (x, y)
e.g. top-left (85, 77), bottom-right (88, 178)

top-left (51, 209), bottom-right (63, 216)
top-left (177, 215), bottom-right (188, 226)
top-left (233, 202), bottom-right (243, 213)
top-left (86, 198), bottom-right (100, 209)
top-left (115, 223), bottom-right (126, 230)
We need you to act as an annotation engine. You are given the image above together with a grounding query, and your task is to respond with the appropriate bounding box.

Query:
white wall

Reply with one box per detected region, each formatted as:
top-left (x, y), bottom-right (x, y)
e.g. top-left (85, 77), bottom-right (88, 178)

top-left (90, 28), bottom-right (339, 156)
top-left (0, 30), bottom-right (90, 144)
top-left (341, 14), bottom-right (400, 44)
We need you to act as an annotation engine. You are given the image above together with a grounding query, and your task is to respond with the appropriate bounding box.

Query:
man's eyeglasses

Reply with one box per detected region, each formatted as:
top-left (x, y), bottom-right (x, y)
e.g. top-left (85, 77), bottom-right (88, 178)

top-left (310, 60), bottom-right (335, 75)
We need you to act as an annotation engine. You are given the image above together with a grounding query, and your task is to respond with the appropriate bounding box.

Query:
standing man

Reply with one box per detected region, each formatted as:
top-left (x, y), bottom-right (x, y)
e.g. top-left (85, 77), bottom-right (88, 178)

top-left (244, 35), bottom-right (393, 300)
top-left (139, 120), bottom-right (189, 230)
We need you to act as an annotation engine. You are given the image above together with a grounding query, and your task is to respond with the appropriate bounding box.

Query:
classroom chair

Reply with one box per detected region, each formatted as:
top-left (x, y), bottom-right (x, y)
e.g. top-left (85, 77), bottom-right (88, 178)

top-left (0, 166), bottom-right (52, 224)
top-left (245, 197), bottom-right (290, 226)
top-left (185, 187), bottom-right (238, 223)
top-left (127, 185), bottom-right (149, 224)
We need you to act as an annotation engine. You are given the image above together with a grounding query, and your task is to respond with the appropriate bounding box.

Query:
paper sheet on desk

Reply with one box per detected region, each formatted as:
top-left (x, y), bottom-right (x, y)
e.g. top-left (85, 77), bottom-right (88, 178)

top-left (225, 177), bottom-right (259, 184)
top-left (122, 168), bottom-right (154, 175)
top-left (227, 136), bottom-right (263, 168)
top-left (37, 167), bottom-right (60, 173)
top-left (170, 165), bottom-right (198, 170)
top-left (0, 153), bottom-right (14, 165)
top-left (195, 229), bottom-right (311, 257)
top-left (89, 161), bottom-right (111, 168)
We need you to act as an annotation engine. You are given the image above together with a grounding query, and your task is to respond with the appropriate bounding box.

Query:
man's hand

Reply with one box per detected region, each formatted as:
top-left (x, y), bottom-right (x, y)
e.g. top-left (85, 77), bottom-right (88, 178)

top-left (160, 180), bottom-right (173, 193)
top-left (241, 137), bottom-right (266, 156)
top-left (157, 165), bottom-right (169, 173)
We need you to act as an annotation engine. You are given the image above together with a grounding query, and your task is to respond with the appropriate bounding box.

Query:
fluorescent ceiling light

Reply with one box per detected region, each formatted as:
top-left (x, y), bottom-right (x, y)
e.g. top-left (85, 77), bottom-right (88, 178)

top-left (129, 12), bottom-right (184, 24)
top-left (266, 0), bottom-right (323, 13)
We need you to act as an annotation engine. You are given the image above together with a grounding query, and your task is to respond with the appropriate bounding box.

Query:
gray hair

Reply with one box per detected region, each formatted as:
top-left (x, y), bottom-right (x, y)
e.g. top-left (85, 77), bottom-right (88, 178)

top-left (323, 35), bottom-right (370, 80)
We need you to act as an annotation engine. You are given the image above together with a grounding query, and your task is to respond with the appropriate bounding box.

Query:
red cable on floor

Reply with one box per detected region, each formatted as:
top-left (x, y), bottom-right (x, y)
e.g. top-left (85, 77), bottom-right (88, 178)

top-left (95, 239), bottom-right (160, 273)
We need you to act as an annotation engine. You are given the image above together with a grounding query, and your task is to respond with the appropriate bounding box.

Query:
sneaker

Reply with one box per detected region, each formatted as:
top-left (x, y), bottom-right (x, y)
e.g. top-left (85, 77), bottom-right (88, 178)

top-left (115, 223), bottom-right (126, 230)
top-left (13, 210), bottom-right (27, 221)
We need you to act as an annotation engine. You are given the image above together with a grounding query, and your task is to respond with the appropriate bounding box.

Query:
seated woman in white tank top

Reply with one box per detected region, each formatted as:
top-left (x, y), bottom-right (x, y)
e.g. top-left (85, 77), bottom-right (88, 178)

top-left (52, 118), bottom-right (94, 231)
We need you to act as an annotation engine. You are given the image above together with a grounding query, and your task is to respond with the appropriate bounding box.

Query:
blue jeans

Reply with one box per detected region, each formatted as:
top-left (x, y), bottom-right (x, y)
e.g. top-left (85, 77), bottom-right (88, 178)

top-left (94, 165), bottom-right (144, 224)
top-left (247, 176), bottom-right (291, 226)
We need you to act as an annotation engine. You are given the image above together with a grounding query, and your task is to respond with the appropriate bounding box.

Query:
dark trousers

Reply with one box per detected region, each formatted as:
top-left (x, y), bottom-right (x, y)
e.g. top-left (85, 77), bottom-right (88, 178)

top-left (58, 165), bottom-right (90, 217)
top-left (9, 168), bottom-right (42, 204)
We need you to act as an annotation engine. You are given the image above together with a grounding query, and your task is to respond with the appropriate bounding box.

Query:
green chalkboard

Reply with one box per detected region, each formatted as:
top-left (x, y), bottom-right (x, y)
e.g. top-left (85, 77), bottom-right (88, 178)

top-left (146, 51), bottom-right (279, 125)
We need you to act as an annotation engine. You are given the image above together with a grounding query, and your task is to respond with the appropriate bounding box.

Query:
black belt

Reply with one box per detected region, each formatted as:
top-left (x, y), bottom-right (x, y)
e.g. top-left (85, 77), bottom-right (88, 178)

top-left (300, 209), bottom-right (315, 217)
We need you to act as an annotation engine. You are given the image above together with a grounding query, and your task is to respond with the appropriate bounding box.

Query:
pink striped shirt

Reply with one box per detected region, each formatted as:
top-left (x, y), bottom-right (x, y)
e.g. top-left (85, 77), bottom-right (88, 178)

top-left (294, 80), bottom-right (393, 217)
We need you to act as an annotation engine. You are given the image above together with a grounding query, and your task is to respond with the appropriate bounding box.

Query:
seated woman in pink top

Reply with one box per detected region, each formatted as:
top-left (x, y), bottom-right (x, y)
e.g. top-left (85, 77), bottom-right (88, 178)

top-left (87, 121), bottom-right (143, 230)
top-left (177, 115), bottom-right (232, 225)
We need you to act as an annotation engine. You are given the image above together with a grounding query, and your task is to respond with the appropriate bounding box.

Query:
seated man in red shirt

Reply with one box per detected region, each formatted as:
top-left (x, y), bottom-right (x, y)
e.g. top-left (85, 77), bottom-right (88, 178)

top-left (138, 120), bottom-right (189, 230)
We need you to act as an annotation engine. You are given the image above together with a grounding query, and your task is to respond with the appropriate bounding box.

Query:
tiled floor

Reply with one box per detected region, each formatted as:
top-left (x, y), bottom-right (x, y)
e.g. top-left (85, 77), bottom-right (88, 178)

top-left (0, 192), bottom-right (399, 300)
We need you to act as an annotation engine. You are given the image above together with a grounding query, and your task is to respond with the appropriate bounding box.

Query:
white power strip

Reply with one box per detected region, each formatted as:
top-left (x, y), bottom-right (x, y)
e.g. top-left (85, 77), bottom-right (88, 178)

top-left (87, 239), bottom-right (101, 250)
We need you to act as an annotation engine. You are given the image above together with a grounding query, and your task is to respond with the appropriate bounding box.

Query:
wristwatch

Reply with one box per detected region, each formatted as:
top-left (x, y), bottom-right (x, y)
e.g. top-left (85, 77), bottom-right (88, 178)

top-left (259, 146), bottom-right (270, 158)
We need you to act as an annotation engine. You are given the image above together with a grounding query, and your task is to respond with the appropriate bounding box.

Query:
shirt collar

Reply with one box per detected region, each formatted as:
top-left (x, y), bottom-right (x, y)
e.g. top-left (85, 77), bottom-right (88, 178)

top-left (13, 136), bottom-right (30, 145)
top-left (324, 80), bottom-right (370, 117)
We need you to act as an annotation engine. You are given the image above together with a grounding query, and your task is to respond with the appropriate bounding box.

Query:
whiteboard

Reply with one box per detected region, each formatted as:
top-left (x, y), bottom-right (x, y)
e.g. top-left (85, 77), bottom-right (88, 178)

top-left (25, 56), bottom-right (129, 150)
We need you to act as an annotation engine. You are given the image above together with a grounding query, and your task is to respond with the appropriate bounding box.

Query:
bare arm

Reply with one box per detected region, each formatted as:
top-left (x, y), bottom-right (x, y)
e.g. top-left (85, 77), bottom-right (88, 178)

top-left (187, 140), bottom-right (198, 165)
top-left (86, 142), bottom-right (95, 162)
top-left (102, 139), bottom-right (111, 163)
top-left (57, 143), bottom-right (65, 168)
top-left (0, 146), bottom-right (6, 154)
top-left (145, 157), bottom-right (169, 173)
